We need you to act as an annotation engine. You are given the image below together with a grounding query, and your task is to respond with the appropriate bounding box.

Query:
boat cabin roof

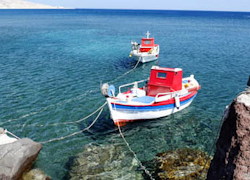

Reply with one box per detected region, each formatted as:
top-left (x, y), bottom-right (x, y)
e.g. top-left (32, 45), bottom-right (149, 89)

top-left (147, 66), bottom-right (183, 96)
top-left (141, 38), bottom-right (156, 47)
top-left (151, 66), bottom-right (182, 72)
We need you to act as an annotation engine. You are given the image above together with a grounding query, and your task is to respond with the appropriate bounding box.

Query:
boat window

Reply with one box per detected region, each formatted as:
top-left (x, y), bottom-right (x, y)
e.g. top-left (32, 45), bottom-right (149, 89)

top-left (157, 72), bottom-right (167, 79)
top-left (143, 40), bottom-right (152, 44)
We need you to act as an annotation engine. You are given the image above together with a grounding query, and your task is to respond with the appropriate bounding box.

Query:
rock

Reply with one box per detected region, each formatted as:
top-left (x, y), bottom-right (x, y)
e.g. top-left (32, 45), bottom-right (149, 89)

top-left (22, 168), bottom-right (51, 180)
top-left (0, 138), bottom-right (42, 180)
top-left (152, 148), bottom-right (211, 180)
top-left (68, 143), bottom-right (143, 180)
top-left (207, 91), bottom-right (250, 179)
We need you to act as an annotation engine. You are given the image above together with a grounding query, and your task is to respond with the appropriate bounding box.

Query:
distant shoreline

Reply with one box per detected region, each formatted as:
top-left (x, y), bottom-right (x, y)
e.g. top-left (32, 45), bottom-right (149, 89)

top-left (0, 8), bottom-right (249, 13)
top-left (76, 8), bottom-right (250, 13)
top-left (0, 0), bottom-right (64, 9)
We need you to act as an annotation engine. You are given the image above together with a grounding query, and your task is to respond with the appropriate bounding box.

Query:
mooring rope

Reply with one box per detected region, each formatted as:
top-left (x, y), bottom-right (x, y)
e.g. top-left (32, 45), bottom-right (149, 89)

top-left (3, 58), bottom-right (140, 127)
top-left (20, 101), bottom-right (108, 128)
top-left (199, 106), bottom-right (230, 176)
top-left (107, 57), bottom-right (141, 84)
top-left (6, 130), bottom-right (20, 140)
top-left (1, 110), bottom-right (44, 126)
top-left (117, 123), bottom-right (155, 180)
top-left (41, 57), bottom-right (139, 149)
top-left (2, 57), bottom-right (141, 146)
top-left (38, 59), bottom-right (140, 128)
top-left (1, 90), bottom-right (96, 126)
top-left (40, 107), bottom-right (103, 144)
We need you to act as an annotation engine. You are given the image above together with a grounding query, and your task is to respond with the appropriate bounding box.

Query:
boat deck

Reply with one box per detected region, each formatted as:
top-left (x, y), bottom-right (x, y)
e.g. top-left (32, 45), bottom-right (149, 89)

top-left (115, 96), bottom-right (155, 105)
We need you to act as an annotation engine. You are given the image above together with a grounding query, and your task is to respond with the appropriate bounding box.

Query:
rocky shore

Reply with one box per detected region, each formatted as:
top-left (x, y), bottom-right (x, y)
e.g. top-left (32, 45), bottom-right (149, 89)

top-left (207, 87), bottom-right (250, 179)
top-left (0, 137), bottom-right (42, 179)
top-left (150, 148), bottom-right (211, 179)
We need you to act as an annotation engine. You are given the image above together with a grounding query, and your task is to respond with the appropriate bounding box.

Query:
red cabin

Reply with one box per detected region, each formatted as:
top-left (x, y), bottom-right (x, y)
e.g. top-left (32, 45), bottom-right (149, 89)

top-left (147, 66), bottom-right (183, 96)
top-left (140, 38), bottom-right (158, 52)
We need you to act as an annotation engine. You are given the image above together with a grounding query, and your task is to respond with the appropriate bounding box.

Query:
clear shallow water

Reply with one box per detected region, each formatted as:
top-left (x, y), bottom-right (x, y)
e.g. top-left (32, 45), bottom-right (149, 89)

top-left (0, 9), bottom-right (249, 179)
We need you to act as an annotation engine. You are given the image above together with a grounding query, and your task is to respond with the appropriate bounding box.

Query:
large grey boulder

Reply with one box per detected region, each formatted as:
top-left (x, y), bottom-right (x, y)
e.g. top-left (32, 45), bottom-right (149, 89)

top-left (0, 138), bottom-right (42, 180)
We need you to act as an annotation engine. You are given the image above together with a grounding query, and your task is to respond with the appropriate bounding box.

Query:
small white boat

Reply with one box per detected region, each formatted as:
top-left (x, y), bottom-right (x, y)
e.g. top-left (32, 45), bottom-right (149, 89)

top-left (129, 31), bottom-right (160, 63)
top-left (102, 66), bottom-right (200, 126)
top-left (0, 128), bottom-right (18, 145)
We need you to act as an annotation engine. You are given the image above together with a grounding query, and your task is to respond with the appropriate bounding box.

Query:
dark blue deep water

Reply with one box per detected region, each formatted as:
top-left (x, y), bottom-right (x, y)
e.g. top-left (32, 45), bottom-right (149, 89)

top-left (0, 9), bottom-right (249, 179)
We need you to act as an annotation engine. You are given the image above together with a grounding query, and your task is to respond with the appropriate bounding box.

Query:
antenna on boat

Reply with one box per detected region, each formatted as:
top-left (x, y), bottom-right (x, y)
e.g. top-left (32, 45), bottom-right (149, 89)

top-left (146, 31), bottom-right (150, 38)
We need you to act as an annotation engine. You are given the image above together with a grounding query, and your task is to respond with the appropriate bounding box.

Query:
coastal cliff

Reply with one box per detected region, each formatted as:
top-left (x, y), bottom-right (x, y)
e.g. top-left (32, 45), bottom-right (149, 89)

top-left (0, 0), bottom-right (62, 9)
top-left (207, 88), bottom-right (250, 179)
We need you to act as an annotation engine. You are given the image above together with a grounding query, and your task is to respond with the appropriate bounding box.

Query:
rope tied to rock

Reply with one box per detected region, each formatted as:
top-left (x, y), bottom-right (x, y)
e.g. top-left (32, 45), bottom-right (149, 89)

top-left (117, 123), bottom-right (155, 180)
top-left (6, 130), bottom-right (21, 140)
top-left (37, 59), bottom-right (141, 143)
top-left (40, 107), bottom-right (104, 144)
top-left (0, 90), bottom-right (95, 127)
top-left (31, 102), bottom-right (108, 127)
top-left (2, 58), bottom-right (140, 128)
top-left (0, 128), bottom-right (20, 139)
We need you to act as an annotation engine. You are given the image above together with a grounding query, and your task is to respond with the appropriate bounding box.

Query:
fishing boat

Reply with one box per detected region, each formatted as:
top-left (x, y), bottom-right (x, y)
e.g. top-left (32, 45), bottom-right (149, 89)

top-left (129, 31), bottom-right (160, 63)
top-left (101, 66), bottom-right (200, 126)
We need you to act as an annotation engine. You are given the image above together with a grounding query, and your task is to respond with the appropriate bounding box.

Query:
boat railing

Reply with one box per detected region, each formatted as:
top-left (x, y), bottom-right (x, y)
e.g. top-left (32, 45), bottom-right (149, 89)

top-left (154, 91), bottom-right (180, 102)
top-left (119, 79), bottom-right (148, 94)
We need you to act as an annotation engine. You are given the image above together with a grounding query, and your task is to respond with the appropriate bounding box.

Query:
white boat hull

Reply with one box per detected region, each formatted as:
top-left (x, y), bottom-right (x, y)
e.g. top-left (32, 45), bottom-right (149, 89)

top-left (131, 52), bottom-right (159, 63)
top-left (130, 45), bottom-right (160, 63)
top-left (106, 92), bottom-right (197, 126)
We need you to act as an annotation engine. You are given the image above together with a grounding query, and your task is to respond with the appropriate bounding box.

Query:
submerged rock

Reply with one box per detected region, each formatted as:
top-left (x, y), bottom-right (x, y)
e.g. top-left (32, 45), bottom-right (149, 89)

top-left (207, 90), bottom-right (250, 179)
top-left (154, 148), bottom-right (211, 180)
top-left (0, 138), bottom-right (42, 180)
top-left (68, 143), bottom-right (143, 180)
top-left (22, 169), bottom-right (51, 180)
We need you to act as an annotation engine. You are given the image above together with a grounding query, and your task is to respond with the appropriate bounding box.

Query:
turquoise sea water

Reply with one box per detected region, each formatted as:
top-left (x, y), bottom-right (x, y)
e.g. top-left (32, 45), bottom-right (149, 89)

top-left (0, 9), bottom-right (250, 179)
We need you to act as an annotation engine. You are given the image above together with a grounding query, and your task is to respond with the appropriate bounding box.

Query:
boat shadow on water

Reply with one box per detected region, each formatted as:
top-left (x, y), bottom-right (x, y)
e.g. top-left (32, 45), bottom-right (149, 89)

top-left (114, 57), bottom-right (159, 71)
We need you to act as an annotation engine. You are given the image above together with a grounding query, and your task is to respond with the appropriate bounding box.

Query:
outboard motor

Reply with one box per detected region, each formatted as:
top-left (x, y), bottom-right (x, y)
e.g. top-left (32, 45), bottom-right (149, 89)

top-left (101, 83), bottom-right (115, 97)
top-left (131, 41), bottom-right (139, 50)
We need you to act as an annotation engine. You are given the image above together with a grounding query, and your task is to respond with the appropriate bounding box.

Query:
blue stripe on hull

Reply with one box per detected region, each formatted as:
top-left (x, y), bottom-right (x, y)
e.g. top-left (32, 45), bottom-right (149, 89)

top-left (111, 94), bottom-right (196, 111)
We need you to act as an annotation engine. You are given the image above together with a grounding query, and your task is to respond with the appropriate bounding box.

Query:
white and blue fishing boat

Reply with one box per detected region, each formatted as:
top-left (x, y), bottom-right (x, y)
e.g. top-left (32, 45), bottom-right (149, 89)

top-left (129, 31), bottom-right (160, 63)
top-left (101, 66), bottom-right (201, 126)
